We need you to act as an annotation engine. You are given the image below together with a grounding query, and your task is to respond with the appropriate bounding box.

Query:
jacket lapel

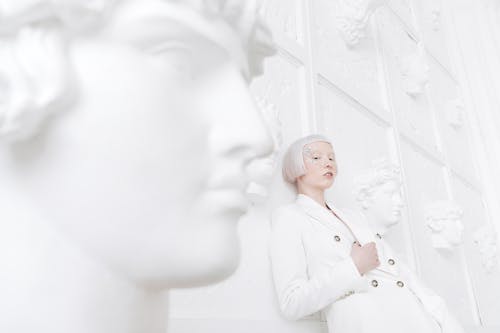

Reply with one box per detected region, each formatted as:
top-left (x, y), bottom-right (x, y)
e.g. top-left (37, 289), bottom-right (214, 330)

top-left (326, 202), bottom-right (374, 246)
top-left (296, 195), bottom-right (399, 276)
top-left (295, 194), bottom-right (367, 244)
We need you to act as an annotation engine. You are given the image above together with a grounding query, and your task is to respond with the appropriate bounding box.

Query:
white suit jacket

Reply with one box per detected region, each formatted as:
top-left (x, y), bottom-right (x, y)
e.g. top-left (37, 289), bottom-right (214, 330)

top-left (269, 194), bottom-right (464, 333)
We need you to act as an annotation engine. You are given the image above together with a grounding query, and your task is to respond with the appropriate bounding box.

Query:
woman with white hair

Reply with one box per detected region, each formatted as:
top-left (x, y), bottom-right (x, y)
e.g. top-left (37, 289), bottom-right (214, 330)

top-left (270, 134), bottom-right (464, 333)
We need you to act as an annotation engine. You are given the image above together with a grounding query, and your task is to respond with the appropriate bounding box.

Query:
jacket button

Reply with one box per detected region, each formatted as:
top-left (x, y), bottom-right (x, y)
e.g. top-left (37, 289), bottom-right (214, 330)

top-left (334, 235), bottom-right (341, 242)
top-left (397, 281), bottom-right (404, 288)
top-left (388, 259), bottom-right (395, 265)
top-left (371, 280), bottom-right (378, 287)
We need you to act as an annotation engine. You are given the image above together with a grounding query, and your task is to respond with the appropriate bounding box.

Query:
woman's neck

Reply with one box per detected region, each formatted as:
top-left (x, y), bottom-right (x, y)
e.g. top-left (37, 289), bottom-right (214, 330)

top-left (297, 186), bottom-right (327, 208)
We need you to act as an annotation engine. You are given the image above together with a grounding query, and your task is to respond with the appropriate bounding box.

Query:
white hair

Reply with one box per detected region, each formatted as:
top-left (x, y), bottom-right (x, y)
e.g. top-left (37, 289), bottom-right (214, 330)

top-left (281, 134), bottom-right (333, 184)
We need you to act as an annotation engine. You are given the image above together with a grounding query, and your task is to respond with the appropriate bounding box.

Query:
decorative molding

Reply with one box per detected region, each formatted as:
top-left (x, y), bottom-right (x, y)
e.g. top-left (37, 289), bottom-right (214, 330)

top-left (335, 0), bottom-right (384, 47)
top-left (399, 51), bottom-right (430, 98)
top-left (445, 98), bottom-right (465, 130)
top-left (473, 225), bottom-right (499, 273)
top-left (430, 5), bottom-right (442, 32)
top-left (425, 201), bottom-right (464, 250)
top-left (247, 76), bottom-right (286, 199)
top-left (259, 0), bottom-right (300, 42)
top-left (254, 79), bottom-right (285, 153)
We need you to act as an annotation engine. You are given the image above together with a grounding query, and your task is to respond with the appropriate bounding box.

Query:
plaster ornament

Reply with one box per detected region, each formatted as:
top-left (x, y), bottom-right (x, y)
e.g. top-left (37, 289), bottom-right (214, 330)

top-left (473, 225), bottom-right (499, 273)
top-left (431, 6), bottom-right (442, 31)
top-left (335, 0), bottom-right (384, 47)
top-left (425, 201), bottom-right (465, 250)
top-left (259, 1), bottom-right (300, 42)
top-left (247, 87), bottom-right (284, 199)
top-left (354, 158), bottom-right (404, 235)
top-left (0, 0), bottom-right (275, 331)
top-left (445, 98), bottom-right (465, 130)
top-left (399, 52), bottom-right (430, 97)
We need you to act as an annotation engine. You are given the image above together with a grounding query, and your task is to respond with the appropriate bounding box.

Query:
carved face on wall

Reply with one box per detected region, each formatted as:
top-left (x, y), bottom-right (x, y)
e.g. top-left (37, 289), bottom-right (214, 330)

top-left (0, 0), bottom-right (274, 288)
top-left (364, 180), bottom-right (404, 230)
top-left (426, 203), bottom-right (465, 250)
top-left (430, 217), bottom-right (465, 247)
top-left (400, 52), bottom-right (430, 97)
top-left (425, 201), bottom-right (464, 250)
top-left (354, 159), bottom-right (403, 233)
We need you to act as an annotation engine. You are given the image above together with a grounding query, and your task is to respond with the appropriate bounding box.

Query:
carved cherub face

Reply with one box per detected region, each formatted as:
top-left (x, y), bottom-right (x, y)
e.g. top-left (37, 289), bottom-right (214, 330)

top-left (1, 0), bottom-right (273, 288)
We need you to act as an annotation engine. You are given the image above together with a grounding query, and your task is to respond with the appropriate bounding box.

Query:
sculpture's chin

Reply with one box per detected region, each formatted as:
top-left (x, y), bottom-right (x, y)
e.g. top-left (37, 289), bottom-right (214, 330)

top-left (114, 216), bottom-right (243, 291)
top-left (141, 252), bottom-right (240, 291)
top-left (134, 238), bottom-right (241, 291)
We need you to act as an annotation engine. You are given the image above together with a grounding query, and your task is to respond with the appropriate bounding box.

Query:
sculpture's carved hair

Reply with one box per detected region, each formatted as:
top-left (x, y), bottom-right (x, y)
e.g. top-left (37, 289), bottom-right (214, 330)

top-left (354, 158), bottom-right (401, 208)
top-left (425, 200), bottom-right (463, 232)
top-left (0, 0), bottom-right (274, 141)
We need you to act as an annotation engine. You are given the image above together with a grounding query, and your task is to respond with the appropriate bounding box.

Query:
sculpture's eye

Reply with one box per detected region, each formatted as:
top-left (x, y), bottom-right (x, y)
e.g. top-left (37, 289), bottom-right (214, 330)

top-left (145, 41), bottom-right (194, 78)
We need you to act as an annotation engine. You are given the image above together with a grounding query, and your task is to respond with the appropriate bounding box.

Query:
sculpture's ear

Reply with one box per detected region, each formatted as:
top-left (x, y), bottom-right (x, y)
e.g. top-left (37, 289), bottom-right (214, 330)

top-left (0, 25), bottom-right (73, 142)
top-left (361, 197), bottom-right (374, 210)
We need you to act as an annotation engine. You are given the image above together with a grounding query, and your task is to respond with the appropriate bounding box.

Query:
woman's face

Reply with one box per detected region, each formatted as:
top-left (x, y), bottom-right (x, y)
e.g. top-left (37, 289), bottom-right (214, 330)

top-left (9, 5), bottom-right (273, 288)
top-left (297, 141), bottom-right (337, 191)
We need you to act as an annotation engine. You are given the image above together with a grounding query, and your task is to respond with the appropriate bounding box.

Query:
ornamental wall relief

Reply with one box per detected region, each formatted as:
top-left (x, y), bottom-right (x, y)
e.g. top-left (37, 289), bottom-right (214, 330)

top-left (334, 0), bottom-right (384, 47)
top-left (399, 51), bottom-right (430, 98)
top-left (425, 201), bottom-right (465, 250)
top-left (473, 225), bottom-right (499, 273)
top-left (353, 158), bottom-right (404, 235)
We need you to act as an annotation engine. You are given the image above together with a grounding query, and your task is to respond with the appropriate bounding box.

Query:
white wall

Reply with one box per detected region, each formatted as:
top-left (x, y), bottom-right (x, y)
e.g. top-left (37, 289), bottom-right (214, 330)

top-left (169, 1), bottom-right (500, 332)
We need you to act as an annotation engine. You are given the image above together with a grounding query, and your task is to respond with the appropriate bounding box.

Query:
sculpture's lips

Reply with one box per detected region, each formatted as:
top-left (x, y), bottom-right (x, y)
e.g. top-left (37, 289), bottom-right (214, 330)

top-left (392, 210), bottom-right (402, 216)
top-left (323, 171), bottom-right (334, 177)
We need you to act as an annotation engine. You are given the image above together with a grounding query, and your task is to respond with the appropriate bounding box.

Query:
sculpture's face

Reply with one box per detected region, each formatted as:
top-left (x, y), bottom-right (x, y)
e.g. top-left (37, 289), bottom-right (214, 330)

top-left (13, 6), bottom-right (273, 288)
top-left (366, 180), bottom-right (404, 228)
top-left (440, 218), bottom-right (464, 246)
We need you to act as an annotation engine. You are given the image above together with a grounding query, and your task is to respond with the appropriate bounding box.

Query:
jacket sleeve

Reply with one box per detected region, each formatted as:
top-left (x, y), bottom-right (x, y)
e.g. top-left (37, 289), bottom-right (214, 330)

top-left (269, 206), bottom-right (368, 320)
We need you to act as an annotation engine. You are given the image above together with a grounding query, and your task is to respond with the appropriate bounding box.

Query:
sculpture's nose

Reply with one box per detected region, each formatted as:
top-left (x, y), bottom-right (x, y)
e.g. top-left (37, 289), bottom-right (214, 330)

top-left (204, 64), bottom-right (274, 165)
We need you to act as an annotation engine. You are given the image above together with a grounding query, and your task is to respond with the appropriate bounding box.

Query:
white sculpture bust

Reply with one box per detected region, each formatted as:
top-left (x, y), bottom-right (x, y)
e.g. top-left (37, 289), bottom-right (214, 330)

top-left (354, 158), bottom-right (404, 235)
top-left (0, 0), bottom-right (274, 332)
top-left (425, 201), bottom-right (465, 250)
